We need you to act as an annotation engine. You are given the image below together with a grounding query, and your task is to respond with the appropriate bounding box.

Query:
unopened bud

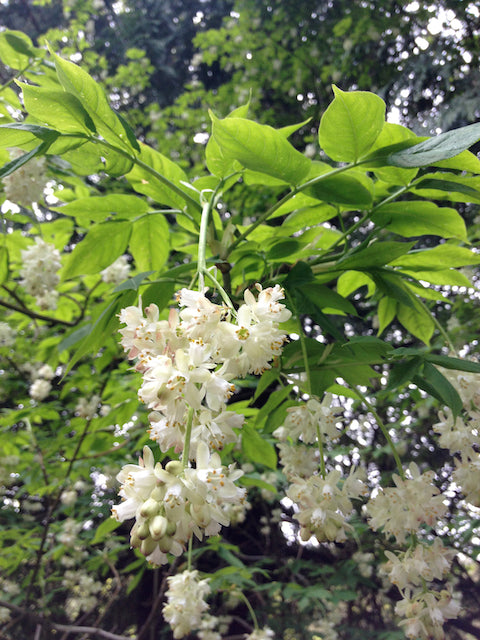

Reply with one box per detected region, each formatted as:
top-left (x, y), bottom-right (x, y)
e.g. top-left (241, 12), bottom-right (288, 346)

top-left (140, 498), bottom-right (160, 518)
top-left (158, 536), bottom-right (173, 553)
top-left (136, 521), bottom-right (151, 540)
top-left (165, 460), bottom-right (183, 476)
top-left (166, 520), bottom-right (177, 536)
top-left (141, 537), bottom-right (157, 556)
top-left (149, 515), bottom-right (168, 540)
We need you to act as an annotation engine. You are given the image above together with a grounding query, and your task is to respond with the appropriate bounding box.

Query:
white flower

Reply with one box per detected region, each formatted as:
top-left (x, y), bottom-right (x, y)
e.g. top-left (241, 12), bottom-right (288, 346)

top-left (20, 238), bottom-right (62, 310)
top-left (383, 539), bottom-right (455, 591)
top-left (245, 627), bottom-right (275, 640)
top-left (163, 569), bottom-right (211, 638)
top-left (366, 463), bottom-right (447, 544)
top-left (278, 442), bottom-right (318, 479)
top-left (75, 395), bottom-right (100, 419)
top-left (29, 378), bottom-right (51, 401)
top-left (101, 255), bottom-right (131, 284)
top-left (37, 363), bottom-right (55, 380)
top-left (0, 322), bottom-right (15, 348)
top-left (395, 588), bottom-right (461, 640)
top-left (3, 148), bottom-right (47, 206)
top-left (287, 468), bottom-right (366, 543)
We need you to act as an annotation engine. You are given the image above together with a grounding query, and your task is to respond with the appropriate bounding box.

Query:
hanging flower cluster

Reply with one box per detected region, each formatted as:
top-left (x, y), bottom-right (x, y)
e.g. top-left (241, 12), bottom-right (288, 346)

top-left (100, 255), bottom-right (131, 284)
top-left (113, 284), bottom-right (291, 566)
top-left (20, 238), bottom-right (62, 310)
top-left (2, 148), bottom-right (47, 206)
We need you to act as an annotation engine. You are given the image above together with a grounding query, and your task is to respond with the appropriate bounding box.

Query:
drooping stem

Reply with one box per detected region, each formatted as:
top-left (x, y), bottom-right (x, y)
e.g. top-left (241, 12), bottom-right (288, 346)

top-left (235, 590), bottom-right (259, 631)
top-left (354, 386), bottom-right (405, 479)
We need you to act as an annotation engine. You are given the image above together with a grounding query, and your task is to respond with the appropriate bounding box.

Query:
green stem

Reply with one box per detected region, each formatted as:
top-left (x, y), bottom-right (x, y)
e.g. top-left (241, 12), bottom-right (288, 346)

top-left (187, 536), bottom-right (193, 571)
top-left (182, 407), bottom-right (195, 468)
top-left (201, 268), bottom-right (235, 309)
top-left (0, 63), bottom-right (32, 93)
top-left (415, 296), bottom-right (458, 355)
top-left (354, 386), bottom-right (405, 479)
top-left (235, 591), bottom-right (259, 630)
top-left (92, 138), bottom-right (202, 214)
top-left (228, 162), bottom-right (358, 254)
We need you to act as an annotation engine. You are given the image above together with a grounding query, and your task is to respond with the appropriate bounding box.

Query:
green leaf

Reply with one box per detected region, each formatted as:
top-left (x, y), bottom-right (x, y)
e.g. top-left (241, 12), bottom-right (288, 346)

top-left (385, 357), bottom-right (423, 390)
top-left (391, 245), bottom-right (480, 270)
top-left (209, 112), bottom-right (311, 185)
top-left (377, 296), bottom-right (397, 335)
top-left (241, 424), bottom-right (277, 470)
top-left (113, 271), bottom-right (155, 292)
top-left (0, 30), bottom-right (36, 69)
top-left (0, 143), bottom-right (50, 179)
top-left (414, 362), bottom-right (463, 417)
top-left (0, 122), bottom-right (60, 147)
top-left (64, 290), bottom-right (136, 374)
top-left (62, 220), bottom-right (132, 279)
top-left (337, 270), bottom-right (375, 298)
top-left (19, 83), bottom-right (96, 134)
top-left (412, 174), bottom-right (480, 204)
top-left (371, 201), bottom-right (467, 240)
top-left (51, 50), bottom-right (135, 152)
top-left (91, 517), bottom-right (122, 545)
top-left (319, 86), bottom-right (386, 162)
top-left (388, 122), bottom-right (480, 168)
top-left (368, 122), bottom-right (419, 184)
top-left (52, 194), bottom-right (150, 224)
top-left (307, 170), bottom-right (373, 207)
top-left (397, 302), bottom-right (435, 344)
top-left (0, 246), bottom-right (9, 285)
top-left (125, 143), bottom-right (190, 209)
top-left (337, 241), bottom-right (416, 271)
top-left (129, 214), bottom-right (170, 271)
top-left (298, 283), bottom-right (357, 316)
top-left (424, 355), bottom-right (480, 374)
top-left (58, 323), bottom-right (92, 352)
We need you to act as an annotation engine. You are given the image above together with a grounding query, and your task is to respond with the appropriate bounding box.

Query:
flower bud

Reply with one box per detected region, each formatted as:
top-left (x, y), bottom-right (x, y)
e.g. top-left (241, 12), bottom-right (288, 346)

top-left (166, 521), bottom-right (177, 536)
top-left (140, 498), bottom-right (160, 518)
top-left (149, 515), bottom-right (168, 540)
top-left (141, 537), bottom-right (158, 556)
top-left (165, 460), bottom-right (183, 476)
top-left (158, 536), bottom-right (173, 553)
top-left (136, 521), bottom-right (151, 540)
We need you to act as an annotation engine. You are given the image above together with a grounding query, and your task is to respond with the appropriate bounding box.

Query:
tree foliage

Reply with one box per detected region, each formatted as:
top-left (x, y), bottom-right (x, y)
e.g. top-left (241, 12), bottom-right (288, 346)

top-left (1, 5), bottom-right (480, 640)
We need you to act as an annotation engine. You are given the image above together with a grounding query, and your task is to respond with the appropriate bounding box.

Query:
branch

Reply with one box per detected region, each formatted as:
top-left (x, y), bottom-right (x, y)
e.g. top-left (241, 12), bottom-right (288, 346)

top-left (0, 293), bottom-right (77, 327)
top-left (0, 599), bottom-right (132, 640)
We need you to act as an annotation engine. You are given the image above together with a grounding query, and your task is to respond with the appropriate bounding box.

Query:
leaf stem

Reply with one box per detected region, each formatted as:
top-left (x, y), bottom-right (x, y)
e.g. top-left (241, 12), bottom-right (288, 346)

top-left (354, 386), bottom-right (405, 479)
top-left (235, 591), bottom-right (259, 630)
top-left (92, 138), bottom-right (202, 213)
top-left (228, 163), bottom-right (357, 253)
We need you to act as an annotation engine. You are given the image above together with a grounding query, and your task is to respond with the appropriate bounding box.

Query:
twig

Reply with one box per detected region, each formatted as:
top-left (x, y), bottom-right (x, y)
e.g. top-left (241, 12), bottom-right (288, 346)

top-left (0, 599), bottom-right (132, 640)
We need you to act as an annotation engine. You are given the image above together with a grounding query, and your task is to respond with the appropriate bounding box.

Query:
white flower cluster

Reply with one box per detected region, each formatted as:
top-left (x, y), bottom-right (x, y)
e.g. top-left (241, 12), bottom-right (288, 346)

top-left (29, 361), bottom-right (55, 402)
top-left (433, 369), bottom-right (480, 507)
top-left (273, 394), bottom-right (342, 444)
top-left (2, 148), bottom-right (47, 206)
top-left (0, 322), bottom-right (15, 348)
top-left (273, 392), bottom-right (364, 544)
top-left (118, 284), bottom-right (290, 455)
top-left (100, 255), bottom-right (131, 284)
top-left (20, 238), bottom-right (62, 310)
top-left (163, 570), bottom-right (211, 639)
top-left (75, 394), bottom-right (100, 419)
top-left (287, 468), bottom-right (367, 543)
top-left (366, 462), bottom-right (447, 544)
top-left (62, 570), bottom-right (103, 620)
top-left (395, 588), bottom-right (461, 640)
top-left (113, 442), bottom-right (245, 565)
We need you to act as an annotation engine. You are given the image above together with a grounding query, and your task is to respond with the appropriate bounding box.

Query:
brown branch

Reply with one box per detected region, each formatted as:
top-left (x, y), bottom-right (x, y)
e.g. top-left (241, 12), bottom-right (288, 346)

top-left (0, 599), bottom-right (132, 640)
top-left (0, 294), bottom-right (76, 327)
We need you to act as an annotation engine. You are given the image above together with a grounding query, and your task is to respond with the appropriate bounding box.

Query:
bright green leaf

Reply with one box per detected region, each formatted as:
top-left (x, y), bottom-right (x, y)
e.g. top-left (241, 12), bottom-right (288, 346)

top-left (129, 214), bottom-right (170, 271)
top-left (319, 86), bottom-right (386, 162)
top-left (371, 201), bottom-right (467, 240)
